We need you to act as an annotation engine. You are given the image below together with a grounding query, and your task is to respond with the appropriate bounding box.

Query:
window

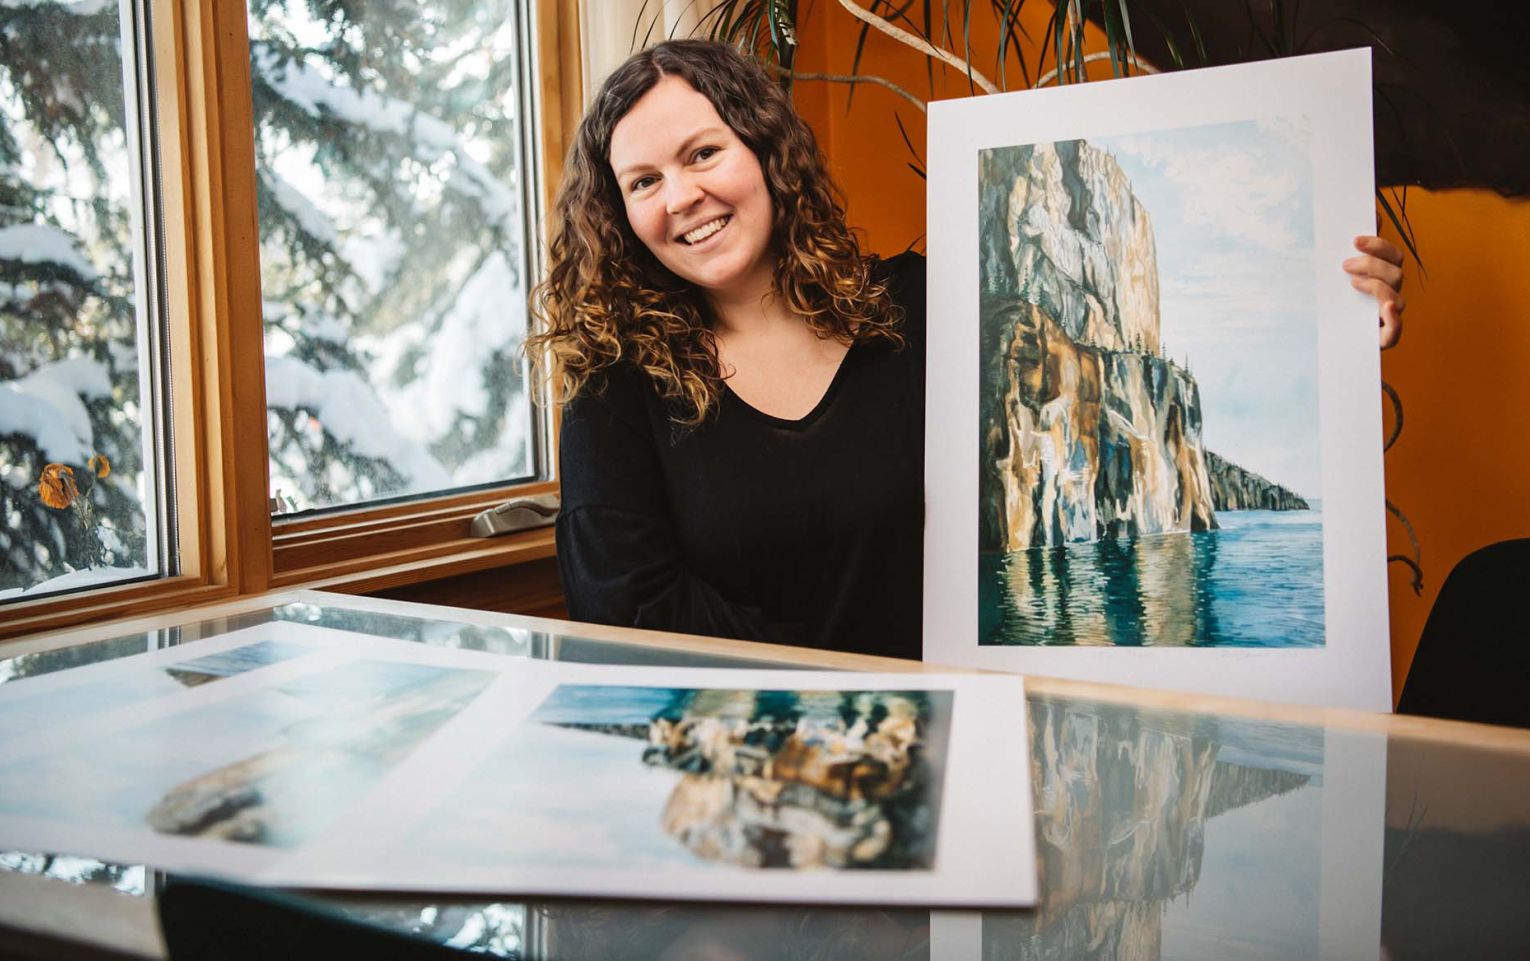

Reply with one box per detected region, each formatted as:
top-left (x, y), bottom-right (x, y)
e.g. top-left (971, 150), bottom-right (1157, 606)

top-left (248, 0), bottom-right (542, 516)
top-left (0, 0), bottom-right (173, 604)
top-left (0, 0), bottom-right (582, 639)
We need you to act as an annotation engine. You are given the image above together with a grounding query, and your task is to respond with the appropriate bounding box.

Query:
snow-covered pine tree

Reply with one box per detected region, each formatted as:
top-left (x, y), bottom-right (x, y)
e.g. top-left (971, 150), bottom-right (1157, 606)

top-left (0, 0), bottom-right (152, 597)
top-left (250, 0), bottom-right (536, 513)
top-left (2, 0), bottom-right (540, 597)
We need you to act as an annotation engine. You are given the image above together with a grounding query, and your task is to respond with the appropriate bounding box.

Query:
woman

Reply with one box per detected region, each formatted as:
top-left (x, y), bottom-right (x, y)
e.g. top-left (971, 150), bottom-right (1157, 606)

top-left (529, 40), bottom-right (1405, 661)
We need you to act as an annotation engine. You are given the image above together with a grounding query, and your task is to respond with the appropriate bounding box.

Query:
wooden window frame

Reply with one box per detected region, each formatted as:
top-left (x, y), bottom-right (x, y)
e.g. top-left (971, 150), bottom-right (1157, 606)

top-left (1, 0), bottom-right (583, 641)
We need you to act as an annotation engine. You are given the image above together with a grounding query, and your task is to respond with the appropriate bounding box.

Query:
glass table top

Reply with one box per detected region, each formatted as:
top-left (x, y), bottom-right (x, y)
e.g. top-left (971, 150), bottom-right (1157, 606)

top-left (1, 592), bottom-right (1527, 960)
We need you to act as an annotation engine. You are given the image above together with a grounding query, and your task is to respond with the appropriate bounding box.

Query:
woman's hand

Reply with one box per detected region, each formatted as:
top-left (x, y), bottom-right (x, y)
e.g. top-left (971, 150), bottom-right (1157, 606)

top-left (1344, 235), bottom-right (1406, 349)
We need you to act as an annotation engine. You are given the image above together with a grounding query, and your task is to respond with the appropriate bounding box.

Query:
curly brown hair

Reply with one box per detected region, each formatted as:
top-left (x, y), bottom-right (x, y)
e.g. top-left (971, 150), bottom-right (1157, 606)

top-left (527, 39), bottom-right (903, 426)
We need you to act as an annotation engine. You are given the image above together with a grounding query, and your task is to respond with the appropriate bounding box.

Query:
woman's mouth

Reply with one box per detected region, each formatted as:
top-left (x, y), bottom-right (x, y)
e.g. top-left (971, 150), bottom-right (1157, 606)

top-left (679, 215), bottom-right (731, 246)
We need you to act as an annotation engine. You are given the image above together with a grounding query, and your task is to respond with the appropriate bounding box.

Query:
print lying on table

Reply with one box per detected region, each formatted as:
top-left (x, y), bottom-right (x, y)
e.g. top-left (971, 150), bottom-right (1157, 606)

top-left (0, 623), bottom-right (1034, 904)
top-left (0, 653), bottom-right (494, 848)
top-left (413, 686), bottom-right (952, 873)
top-left (978, 121), bottom-right (1324, 648)
top-left (142, 661), bottom-right (495, 845)
top-left (0, 639), bottom-right (312, 737)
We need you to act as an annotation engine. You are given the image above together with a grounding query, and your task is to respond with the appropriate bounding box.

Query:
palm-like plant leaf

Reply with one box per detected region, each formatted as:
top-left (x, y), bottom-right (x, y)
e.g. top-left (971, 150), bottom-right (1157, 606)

top-left (850, 2), bottom-right (921, 109)
top-left (1375, 187), bottom-right (1424, 276)
top-left (992, 0), bottom-right (1034, 89)
top-left (962, 0), bottom-right (978, 94)
top-left (674, 0), bottom-right (1420, 267)
top-left (894, 110), bottom-right (926, 177)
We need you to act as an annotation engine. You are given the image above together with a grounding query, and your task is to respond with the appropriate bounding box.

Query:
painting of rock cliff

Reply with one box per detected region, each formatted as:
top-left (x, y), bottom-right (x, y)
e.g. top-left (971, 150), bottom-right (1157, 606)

top-left (978, 119), bottom-right (1324, 648)
top-left (388, 685), bottom-right (953, 883)
top-left (521, 686), bottom-right (948, 871)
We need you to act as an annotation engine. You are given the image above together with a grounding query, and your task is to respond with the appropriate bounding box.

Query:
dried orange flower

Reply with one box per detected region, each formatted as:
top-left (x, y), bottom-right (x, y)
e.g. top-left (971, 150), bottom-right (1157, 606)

top-left (39, 463), bottom-right (79, 510)
top-left (88, 453), bottom-right (110, 478)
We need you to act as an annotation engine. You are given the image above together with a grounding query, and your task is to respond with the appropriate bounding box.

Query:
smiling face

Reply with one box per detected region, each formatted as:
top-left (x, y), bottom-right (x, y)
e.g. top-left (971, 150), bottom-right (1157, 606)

top-left (608, 74), bottom-right (776, 303)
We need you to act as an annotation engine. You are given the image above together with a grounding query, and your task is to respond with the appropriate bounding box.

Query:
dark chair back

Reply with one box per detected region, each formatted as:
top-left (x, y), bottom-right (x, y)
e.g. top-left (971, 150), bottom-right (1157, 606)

top-left (1397, 538), bottom-right (1530, 729)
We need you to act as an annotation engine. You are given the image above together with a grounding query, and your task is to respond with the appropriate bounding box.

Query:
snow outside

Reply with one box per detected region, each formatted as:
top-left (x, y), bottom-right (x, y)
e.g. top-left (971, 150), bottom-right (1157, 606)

top-left (1, 0), bottom-right (537, 600)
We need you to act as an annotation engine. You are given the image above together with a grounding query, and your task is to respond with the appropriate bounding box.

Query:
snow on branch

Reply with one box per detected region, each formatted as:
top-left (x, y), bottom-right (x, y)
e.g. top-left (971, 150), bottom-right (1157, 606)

top-left (0, 356), bottom-right (111, 463)
top-left (375, 250), bottom-right (526, 442)
top-left (265, 173), bottom-right (338, 246)
top-left (264, 354), bottom-right (452, 490)
top-left (0, 223), bottom-right (99, 283)
top-left (252, 47), bottom-right (520, 235)
top-left (0, 387), bottom-right (87, 463)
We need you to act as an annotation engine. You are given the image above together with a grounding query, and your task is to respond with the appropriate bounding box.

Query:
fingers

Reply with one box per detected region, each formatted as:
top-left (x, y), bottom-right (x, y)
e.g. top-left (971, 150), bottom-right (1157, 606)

top-left (1345, 236), bottom-right (1404, 293)
top-left (1343, 254), bottom-right (1404, 292)
top-left (1354, 234), bottom-right (1404, 267)
top-left (1348, 235), bottom-right (1407, 349)
top-left (1379, 299), bottom-right (1403, 350)
top-left (1349, 274), bottom-right (1406, 348)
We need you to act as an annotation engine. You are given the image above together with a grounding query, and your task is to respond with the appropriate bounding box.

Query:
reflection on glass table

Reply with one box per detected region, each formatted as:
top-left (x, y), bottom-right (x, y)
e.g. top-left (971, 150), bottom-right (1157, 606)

top-left (0, 591), bottom-right (1527, 960)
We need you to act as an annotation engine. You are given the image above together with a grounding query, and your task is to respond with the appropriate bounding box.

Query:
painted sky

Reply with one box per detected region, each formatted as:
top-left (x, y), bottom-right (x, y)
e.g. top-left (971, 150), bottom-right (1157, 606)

top-left (408, 723), bottom-right (693, 871)
top-left (1093, 118), bottom-right (1321, 497)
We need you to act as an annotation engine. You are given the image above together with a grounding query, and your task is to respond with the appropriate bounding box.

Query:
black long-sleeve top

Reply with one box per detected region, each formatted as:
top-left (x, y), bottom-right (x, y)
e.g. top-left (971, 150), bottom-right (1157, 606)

top-left (554, 252), bottom-right (926, 661)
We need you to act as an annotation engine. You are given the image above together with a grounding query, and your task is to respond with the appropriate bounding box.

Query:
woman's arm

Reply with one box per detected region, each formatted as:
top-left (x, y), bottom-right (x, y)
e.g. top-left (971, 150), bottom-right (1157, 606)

top-left (555, 369), bottom-right (787, 643)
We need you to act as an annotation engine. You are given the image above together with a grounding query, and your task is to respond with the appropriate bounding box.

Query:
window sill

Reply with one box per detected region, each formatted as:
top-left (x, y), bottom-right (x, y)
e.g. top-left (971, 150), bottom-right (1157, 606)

top-left (271, 479), bottom-right (558, 580)
top-left (2, 486), bottom-right (562, 643)
top-left (0, 578), bottom-right (238, 642)
top-left (276, 524), bottom-right (557, 595)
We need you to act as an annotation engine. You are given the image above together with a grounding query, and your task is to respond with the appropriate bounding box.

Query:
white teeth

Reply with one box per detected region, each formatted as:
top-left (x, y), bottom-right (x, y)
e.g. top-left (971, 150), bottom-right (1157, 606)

top-left (682, 216), bottom-right (729, 244)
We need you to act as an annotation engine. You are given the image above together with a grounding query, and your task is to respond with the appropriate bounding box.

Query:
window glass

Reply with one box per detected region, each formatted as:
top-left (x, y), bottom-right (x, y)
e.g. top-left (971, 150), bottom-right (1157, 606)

top-left (249, 0), bottom-right (539, 516)
top-left (0, 0), bottom-right (168, 603)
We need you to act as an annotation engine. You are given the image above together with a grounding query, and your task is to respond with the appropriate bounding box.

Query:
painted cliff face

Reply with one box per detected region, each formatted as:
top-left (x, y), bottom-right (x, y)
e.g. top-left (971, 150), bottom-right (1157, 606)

top-left (533, 686), bottom-right (952, 872)
top-left (978, 120), bottom-right (1326, 648)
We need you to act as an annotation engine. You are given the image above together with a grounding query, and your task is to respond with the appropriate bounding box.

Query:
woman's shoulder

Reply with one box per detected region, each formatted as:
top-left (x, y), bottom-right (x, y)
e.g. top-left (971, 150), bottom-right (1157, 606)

top-left (563, 360), bottom-right (663, 430)
top-left (871, 249), bottom-right (927, 343)
top-left (875, 249), bottom-right (927, 297)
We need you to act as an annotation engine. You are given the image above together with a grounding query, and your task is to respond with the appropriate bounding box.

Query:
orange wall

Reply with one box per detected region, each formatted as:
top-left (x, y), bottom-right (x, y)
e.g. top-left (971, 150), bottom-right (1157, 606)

top-left (790, 5), bottom-right (1530, 700)
top-left (1378, 191), bottom-right (1530, 696)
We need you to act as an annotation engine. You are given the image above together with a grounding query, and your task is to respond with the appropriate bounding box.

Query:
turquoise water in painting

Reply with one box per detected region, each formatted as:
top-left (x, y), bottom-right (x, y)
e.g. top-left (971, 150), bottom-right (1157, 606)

top-left (979, 509), bottom-right (1325, 647)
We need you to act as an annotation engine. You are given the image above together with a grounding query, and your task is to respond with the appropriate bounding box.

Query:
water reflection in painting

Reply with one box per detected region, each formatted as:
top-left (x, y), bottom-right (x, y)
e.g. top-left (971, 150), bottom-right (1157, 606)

top-left (980, 510), bottom-right (1324, 647)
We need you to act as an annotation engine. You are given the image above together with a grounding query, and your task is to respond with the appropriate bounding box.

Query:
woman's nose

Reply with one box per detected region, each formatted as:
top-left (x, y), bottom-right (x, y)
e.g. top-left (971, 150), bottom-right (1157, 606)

top-left (663, 174), bottom-right (704, 214)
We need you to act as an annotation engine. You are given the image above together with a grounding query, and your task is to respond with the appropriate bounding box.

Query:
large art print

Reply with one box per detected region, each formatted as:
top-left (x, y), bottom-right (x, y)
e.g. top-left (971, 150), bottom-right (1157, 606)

top-left (0, 622), bottom-right (1037, 906)
top-left (923, 51), bottom-right (1392, 709)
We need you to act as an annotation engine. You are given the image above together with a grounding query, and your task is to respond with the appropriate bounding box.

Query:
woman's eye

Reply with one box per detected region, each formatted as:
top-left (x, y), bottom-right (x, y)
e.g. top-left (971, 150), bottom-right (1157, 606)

top-left (693, 146), bottom-right (719, 162)
top-left (630, 175), bottom-right (657, 193)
